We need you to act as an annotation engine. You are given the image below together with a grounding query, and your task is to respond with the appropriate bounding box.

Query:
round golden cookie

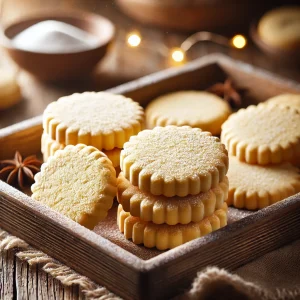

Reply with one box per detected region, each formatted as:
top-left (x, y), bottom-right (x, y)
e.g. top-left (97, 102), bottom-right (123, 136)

top-left (227, 156), bottom-right (300, 210)
top-left (221, 103), bottom-right (300, 165)
top-left (145, 91), bottom-right (231, 135)
top-left (43, 92), bottom-right (145, 150)
top-left (41, 133), bottom-right (121, 167)
top-left (266, 94), bottom-right (300, 111)
top-left (31, 144), bottom-right (117, 229)
top-left (117, 172), bottom-right (229, 225)
top-left (0, 69), bottom-right (21, 110)
top-left (258, 6), bottom-right (300, 50)
top-left (117, 203), bottom-right (228, 250)
top-left (121, 126), bottom-right (229, 197)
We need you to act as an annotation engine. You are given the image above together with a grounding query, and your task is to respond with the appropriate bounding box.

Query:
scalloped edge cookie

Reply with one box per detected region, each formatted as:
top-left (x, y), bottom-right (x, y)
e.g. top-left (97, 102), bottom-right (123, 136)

top-left (227, 156), bottom-right (300, 210)
top-left (41, 132), bottom-right (122, 167)
top-left (117, 203), bottom-right (228, 250)
top-left (145, 91), bottom-right (232, 135)
top-left (266, 93), bottom-right (300, 111)
top-left (32, 144), bottom-right (117, 229)
top-left (221, 103), bottom-right (300, 165)
top-left (43, 92), bottom-right (145, 150)
top-left (117, 172), bottom-right (229, 225)
top-left (121, 126), bottom-right (229, 197)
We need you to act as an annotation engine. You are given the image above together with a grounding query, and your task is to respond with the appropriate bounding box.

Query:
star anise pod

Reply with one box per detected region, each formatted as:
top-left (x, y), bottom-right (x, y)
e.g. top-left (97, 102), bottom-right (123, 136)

top-left (207, 78), bottom-right (245, 108)
top-left (0, 151), bottom-right (42, 190)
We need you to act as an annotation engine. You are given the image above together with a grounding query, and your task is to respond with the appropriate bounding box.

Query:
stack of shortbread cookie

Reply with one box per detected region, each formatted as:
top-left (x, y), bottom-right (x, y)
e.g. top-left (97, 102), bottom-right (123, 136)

top-left (221, 99), bottom-right (300, 210)
top-left (116, 126), bottom-right (229, 250)
top-left (41, 92), bottom-right (145, 172)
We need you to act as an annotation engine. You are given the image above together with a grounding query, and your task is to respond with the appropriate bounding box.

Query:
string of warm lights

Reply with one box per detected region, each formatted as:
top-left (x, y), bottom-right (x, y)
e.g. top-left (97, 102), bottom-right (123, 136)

top-left (126, 30), bottom-right (247, 64)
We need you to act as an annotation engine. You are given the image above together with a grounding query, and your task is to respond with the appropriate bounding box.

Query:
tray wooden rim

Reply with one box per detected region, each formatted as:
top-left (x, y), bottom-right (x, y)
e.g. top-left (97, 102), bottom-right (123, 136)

top-left (1, 53), bottom-right (300, 299)
top-left (0, 182), bottom-right (143, 268)
top-left (107, 53), bottom-right (300, 95)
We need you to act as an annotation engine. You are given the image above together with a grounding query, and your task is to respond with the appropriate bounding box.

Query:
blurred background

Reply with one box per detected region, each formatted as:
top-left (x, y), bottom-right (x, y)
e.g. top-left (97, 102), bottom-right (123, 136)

top-left (0, 0), bottom-right (299, 128)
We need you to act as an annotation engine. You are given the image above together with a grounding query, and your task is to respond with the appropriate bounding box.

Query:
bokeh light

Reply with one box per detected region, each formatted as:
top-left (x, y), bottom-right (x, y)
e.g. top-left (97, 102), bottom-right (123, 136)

top-left (127, 32), bottom-right (142, 47)
top-left (171, 48), bottom-right (185, 62)
top-left (231, 35), bottom-right (247, 49)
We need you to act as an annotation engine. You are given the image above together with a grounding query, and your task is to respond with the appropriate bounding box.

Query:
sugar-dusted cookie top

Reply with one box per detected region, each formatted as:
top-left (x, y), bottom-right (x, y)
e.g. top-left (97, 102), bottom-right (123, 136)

top-left (43, 92), bottom-right (145, 150)
top-left (221, 103), bottom-right (300, 165)
top-left (31, 144), bottom-right (117, 229)
top-left (145, 91), bottom-right (231, 135)
top-left (117, 172), bottom-right (228, 225)
top-left (227, 156), bottom-right (300, 210)
top-left (266, 93), bottom-right (300, 111)
top-left (121, 126), bottom-right (228, 197)
top-left (117, 203), bottom-right (228, 250)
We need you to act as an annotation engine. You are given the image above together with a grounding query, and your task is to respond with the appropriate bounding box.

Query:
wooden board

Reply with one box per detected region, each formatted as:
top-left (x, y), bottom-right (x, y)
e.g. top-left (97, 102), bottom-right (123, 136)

top-left (0, 54), bottom-right (300, 300)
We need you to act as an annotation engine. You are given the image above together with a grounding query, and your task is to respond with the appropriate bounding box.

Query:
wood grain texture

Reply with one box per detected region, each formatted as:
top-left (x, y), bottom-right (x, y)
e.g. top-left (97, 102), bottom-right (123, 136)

top-left (0, 254), bottom-right (84, 300)
top-left (0, 248), bottom-right (15, 300)
top-left (0, 116), bottom-right (42, 159)
top-left (1, 54), bottom-right (300, 299)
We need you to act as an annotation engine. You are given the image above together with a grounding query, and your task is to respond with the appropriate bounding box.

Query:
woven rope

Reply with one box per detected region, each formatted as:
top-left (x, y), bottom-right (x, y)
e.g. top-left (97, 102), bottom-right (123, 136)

top-left (0, 228), bottom-right (120, 300)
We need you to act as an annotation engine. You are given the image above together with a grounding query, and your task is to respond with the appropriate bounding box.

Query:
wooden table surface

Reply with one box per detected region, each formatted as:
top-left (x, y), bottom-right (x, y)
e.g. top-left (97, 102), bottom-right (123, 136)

top-left (1, 1), bottom-right (300, 299)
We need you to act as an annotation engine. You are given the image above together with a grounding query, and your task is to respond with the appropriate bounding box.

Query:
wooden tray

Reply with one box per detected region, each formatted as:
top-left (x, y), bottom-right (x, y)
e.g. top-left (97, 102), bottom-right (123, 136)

top-left (1, 54), bottom-right (300, 300)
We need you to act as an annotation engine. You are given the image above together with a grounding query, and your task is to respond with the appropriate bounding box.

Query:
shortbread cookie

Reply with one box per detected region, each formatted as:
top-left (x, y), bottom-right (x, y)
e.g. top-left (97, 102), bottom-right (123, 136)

top-left (117, 172), bottom-right (229, 225)
top-left (41, 132), bottom-right (121, 167)
top-left (145, 91), bottom-right (232, 135)
top-left (117, 203), bottom-right (227, 250)
top-left (227, 156), bottom-right (300, 210)
top-left (43, 92), bottom-right (145, 150)
top-left (0, 69), bottom-right (21, 110)
top-left (266, 93), bottom-right (300, 111)
top-left (121, 126), bottom-right (228, 197)
top-left (32, 144), bottom-right (117, 229)
top-left (258, 6), bottom-right (300, 50)
top-left (221, 103), bottom-right (300, 165)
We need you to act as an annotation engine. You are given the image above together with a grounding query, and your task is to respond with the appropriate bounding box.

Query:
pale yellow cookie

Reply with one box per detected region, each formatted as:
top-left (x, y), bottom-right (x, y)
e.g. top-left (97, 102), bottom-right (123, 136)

top-left (0, 69), bottom-right (21, 110)
top-left (145, 91), bottom-right (232, 135)
top-left (121, 126), bottom-right (228, 197)
top-left (117, 172), bottom-right (228, 225)
top-left (227, 155), bottom-right (300, 210)
top-left (258, 6), bottom-right (300, 50)
top-left (32, 144), bottom-right (117, 229)
top-left (41, 132), bottom-right (121, 167)
top-left (266, 94), bottom-right (300, 111)
top-left (221, 103), bottom-right (300, 165)
top-left (117, 203), bottom-right (228, 250)
top-left (43, 92), bottom-right (145, 150)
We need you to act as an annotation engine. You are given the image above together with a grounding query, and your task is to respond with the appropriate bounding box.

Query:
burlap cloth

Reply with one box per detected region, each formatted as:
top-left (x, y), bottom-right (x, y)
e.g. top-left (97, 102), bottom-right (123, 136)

top-left (1, 228), bottom-right (299, 300)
